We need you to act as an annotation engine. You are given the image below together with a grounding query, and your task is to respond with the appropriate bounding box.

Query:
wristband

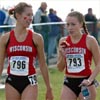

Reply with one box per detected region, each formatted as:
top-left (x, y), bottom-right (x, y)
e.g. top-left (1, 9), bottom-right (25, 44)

top-left (87, 79), bottom-right (91, 84)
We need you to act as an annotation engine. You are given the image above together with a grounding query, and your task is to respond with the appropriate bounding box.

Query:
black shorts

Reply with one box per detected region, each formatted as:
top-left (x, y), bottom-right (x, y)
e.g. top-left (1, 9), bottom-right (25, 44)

top-left (63, 76), bottom-right (94, 97)
top-left (6, 74), bottom-right (38, 94)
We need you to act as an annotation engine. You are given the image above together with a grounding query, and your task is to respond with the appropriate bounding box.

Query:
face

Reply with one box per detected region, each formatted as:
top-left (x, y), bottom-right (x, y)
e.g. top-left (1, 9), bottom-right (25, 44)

top-left (88, 10), bottom-right (92, 15)
top-left (17, 7), bottom-right (33, 28)
top-left (66, 16), bottom-right (82, 36)
top-left (42, 3), bottom-right (47, 11)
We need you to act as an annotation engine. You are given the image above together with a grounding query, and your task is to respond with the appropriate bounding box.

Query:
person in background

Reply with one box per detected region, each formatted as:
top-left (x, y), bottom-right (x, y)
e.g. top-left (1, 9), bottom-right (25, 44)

top-left (33, 2), bottom-right (51, 54)
top-left (48, 8), bottom-right (63, 59)
top-left (0, 2), bottom-right (53, 100)
top-left (0, 7), bottom-right (6, 35)
top-left (70, 8), bottom-right (74, 12)
top-left (85, 8), bottom-right (97, 22)
top-left (2, 8), bottom-right (16, 33)
top-left (84, 8), bottom-right (98, 41)
top-left (57, 11), bottom-right (100, 100)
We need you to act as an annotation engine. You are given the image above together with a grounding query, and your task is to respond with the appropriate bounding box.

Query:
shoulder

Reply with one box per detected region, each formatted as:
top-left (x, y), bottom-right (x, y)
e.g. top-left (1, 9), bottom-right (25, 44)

top-left (86, 34), bottom-right (97, 43)
top-left (32, 32), bottom-right (43, 46)
top-left (0, 32), bottom-right (10, 46)
top-left (86, 34), bottom-right (98, 49)
top-left (35, 9), bottom-right (42, 14)
top-left (32, 31), bottom-right (43, 40)
top-left (84, 14), bottom-right (88, 17)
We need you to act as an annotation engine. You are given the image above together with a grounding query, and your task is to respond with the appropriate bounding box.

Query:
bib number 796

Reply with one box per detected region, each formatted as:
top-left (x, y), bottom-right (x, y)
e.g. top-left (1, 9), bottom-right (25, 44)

top-left (12, 60), bottom-right (26, 69)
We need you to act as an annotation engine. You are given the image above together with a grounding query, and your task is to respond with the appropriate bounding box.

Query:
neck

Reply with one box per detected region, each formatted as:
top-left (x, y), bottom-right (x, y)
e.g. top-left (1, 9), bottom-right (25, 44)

top-left (14, 23), bottom-right (27, 35)
top-left (70, 33), bottom-right (83, 44)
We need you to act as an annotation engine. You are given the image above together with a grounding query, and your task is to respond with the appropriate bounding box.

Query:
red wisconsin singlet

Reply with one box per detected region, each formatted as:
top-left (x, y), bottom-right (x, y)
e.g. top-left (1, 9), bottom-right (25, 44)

top-left (65, 34), bottom-right (92, 76)
top-left (6, 30), bottom-right (37, 76)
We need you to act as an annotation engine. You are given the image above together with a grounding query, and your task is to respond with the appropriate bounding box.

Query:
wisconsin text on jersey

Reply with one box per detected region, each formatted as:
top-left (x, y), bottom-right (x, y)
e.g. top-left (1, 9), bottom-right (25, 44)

top-left (65, 47), bottom-right (86, 54)
top-left (9, 45), bottom-right (32, 52)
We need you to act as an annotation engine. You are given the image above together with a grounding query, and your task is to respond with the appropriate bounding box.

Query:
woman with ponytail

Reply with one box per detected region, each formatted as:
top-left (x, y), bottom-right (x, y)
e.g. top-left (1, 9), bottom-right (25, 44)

top-left (0, 2), bottom-right (53, 100)
top-left (57, 11), bottom-right (100, 100)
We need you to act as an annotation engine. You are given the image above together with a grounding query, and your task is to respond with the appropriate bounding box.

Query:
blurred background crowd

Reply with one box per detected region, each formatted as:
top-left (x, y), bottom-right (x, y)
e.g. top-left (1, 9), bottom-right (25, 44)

top-left (0, 2), bottom-right (100, 64)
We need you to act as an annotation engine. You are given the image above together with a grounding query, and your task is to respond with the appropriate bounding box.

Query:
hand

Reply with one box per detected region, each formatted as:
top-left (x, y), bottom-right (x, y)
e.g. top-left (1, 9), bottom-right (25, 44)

top-left (60, 41), bottom-right (70, 48)
top-left (79, 79), bottom-right (92, 87)
top-left (46, 88), bottom-right (54, 100)
top-left (59, 41), bottom-right (70, 56)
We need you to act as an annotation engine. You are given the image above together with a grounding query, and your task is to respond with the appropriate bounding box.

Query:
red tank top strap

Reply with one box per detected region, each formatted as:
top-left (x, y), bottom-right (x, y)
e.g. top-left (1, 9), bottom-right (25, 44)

top-left (27, 29), bottom-right (33, 40)
top-left (66, 34), bottom-right (87, 46)
top-left (9, 29), bottom-right (33, 43)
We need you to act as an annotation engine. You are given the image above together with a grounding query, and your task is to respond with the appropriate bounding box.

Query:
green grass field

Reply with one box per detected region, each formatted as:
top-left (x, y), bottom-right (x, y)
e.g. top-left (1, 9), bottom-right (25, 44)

top-left (0, 66), bottom-right (100, 100)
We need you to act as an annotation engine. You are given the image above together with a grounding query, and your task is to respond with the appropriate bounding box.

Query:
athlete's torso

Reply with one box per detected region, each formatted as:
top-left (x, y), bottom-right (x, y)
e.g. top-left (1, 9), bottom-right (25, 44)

top-left (65, 34), bottom-right (92, 76)
top-left (6, 30), bottom-right (37, 76)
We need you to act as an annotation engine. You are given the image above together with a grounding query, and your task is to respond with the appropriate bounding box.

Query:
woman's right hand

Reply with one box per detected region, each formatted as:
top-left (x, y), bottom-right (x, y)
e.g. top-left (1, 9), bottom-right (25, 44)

top-left (57, 39), bottom-right (69, 71)
top-left (59, 41), bottom-right (70, 57)
top-left (60, 41), bottom-right (70, 48)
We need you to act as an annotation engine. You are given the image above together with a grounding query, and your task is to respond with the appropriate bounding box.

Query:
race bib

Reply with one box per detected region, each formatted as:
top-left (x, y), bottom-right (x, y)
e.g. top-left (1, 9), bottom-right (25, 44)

top-left (28, 74), bottom-right (38, 85)
top-left (10, 56), bottom-right (29, 76)
top-left (66, 54), bottom-right (85, 73)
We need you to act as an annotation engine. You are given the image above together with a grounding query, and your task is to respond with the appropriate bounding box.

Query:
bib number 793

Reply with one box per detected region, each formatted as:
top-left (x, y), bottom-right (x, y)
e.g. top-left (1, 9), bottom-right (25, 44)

top-left (66, 54), bottom-right (85, 73)
top-left (68, 58), bottom-right (82, 67)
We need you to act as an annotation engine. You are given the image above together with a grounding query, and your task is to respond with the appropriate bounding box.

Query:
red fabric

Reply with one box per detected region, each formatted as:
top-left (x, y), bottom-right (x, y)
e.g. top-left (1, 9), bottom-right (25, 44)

top-left (6, 30), bottom-right (37, 75)
top-left (65, 34), bottom-right (92, 76)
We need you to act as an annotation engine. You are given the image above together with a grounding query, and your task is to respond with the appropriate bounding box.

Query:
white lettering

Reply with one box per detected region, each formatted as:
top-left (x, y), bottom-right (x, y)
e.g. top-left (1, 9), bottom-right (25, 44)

top-left (65, 47), bottom-right (86, 54)
top-left (9, 45), bottom-right (32, 52)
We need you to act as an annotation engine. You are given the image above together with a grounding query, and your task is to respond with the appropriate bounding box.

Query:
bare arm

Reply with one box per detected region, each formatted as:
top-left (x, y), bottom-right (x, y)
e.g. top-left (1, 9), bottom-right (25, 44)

top-left (0, 33), bottom-right (9, 76)
top-left (87, 36), bottom-right (100, 83)
top-left (57, 37), bottom-right (66, 72)
top-left (33, 33), bottom-right (53, 100)
top-left (81, 35), bottom-right (100, 86)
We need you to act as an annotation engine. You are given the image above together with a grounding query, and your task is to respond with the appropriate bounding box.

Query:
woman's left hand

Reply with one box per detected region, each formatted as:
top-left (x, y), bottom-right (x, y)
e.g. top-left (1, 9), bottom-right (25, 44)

top-left (46, 88), bottom-right (54, 100)
top-left (79, 79), bottom-right (92, 87)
